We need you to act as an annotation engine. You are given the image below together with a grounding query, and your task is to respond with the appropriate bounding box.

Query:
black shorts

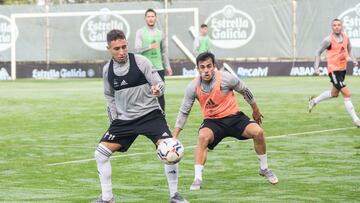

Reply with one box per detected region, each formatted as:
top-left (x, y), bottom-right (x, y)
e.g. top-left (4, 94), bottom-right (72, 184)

top-left (199, 112), bottom-right (255, 150)
top-left (100, 110), bottom-right (172, 152)
top-left (329, 70), bottom-right (346, 90)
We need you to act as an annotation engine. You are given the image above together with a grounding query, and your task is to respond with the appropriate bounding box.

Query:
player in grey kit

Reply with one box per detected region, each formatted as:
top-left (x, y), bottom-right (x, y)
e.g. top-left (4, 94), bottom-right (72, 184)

top-left (92, 29), bottom-right (188, 203)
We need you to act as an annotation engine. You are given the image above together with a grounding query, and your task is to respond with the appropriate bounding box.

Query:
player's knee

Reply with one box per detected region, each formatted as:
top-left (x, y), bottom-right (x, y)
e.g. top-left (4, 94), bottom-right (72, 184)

top-left (343, 92), bottom-right (351, 98)
top-left (252, 128), bottom-right (265, 142)
top-left (198, 133), bottom-right (212, 146)
top-left (331, 89), bottom-right (340, 97)
top-left (94, 144), bottom-right (112, 162)
top-left (95, 150), bottom-right (108, 163)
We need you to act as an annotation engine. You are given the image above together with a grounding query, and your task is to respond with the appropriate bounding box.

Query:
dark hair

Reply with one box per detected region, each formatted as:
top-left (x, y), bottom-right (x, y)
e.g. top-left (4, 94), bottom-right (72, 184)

top-left (145, 8), bottom-right (156, 16)
top-left (200, 24), bottom-right (208, 28)
top-left (332, 18), bottom-right (342, 24)
top-left (196, 52), bottom-right (215, 66)
top-left (107, 29), bottom-right (126, 44)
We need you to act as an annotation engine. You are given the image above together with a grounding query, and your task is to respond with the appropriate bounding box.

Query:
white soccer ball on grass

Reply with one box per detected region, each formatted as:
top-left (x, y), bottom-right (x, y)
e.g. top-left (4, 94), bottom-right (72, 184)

top-left (156, 138), bottom-right (184, 165)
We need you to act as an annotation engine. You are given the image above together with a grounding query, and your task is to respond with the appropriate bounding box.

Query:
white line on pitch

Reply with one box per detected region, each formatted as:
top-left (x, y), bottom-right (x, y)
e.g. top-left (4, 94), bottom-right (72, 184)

top-left (47, 152), bottom-right (152, 166)
top-left (266, 151), bottom-right (357, 155)
top-left (184, 126), bottom-right (356, 149)
top-left (47, 126), bottom-right (357, 166)
top-left (27, 145), bottom-right (97, 149)
top-left (267, 127), bottom-right (355, 139)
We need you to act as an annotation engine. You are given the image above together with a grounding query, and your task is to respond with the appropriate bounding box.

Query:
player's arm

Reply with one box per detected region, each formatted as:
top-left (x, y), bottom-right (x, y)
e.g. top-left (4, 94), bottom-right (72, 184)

top-left (173, 82), bottom-right (196, 138)
top-left (225, 72), bottom-right (263, 124)
top-left (136, 55), bottom-right (164, 96)
top-left (134, 29), bottom-right (152, 54)
top-left (347, 39), bottom-right (358, 67)
top-left (314, 37), bottom-right (331, 75)
top-left (249, 102), bottom-right (263, 125)
top-left (236, 82), bottom-right (263, 124)
top-left (160, 32), bottom-right (173, 75)
top-left (103, 63), bottom-right (118, 122)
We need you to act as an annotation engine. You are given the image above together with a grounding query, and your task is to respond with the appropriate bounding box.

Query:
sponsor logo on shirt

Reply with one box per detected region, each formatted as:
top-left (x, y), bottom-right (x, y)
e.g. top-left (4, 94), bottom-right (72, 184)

top-left (205, 99), bottom-right (217, 109)
top-left (120, 80), bottom-right (128, 86)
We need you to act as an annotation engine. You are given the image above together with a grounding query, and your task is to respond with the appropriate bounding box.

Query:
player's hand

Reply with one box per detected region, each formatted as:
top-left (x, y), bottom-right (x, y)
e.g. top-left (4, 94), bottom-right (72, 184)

top-left (354, 62), bottom-right (358, 68)
top-left (166, 67), bottom-right (173, 76)
top-left (150, 43), bottom-right (159, 49)
top-left (151, 84), bottom-right (161, 96)
top-left (314, 68), bottom-right (320, 76)
top-left (171, 131), bottom-right (178, 139)
top-left (252, 110), bottom-right (264, 125)
top-left (172, 127), bottom-right (182, 139)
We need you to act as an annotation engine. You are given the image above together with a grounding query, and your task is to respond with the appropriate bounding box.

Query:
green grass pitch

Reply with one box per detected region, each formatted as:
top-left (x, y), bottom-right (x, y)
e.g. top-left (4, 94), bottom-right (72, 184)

top-left (0, 76), bottom-right (359, 202)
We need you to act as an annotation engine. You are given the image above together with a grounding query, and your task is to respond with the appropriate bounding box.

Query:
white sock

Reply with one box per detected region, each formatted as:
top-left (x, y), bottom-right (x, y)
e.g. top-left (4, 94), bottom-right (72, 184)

top-left (194, 164), bottom-right (204, 181)
top-left (344, 97), bottom-right (360, 122)
top-left (95, 144), bottom-right (113, 201)
top-left (314, 90), bottom-right (332, 104)
top-left (164, 163), bottom-right (178, 197)
top-left (257, 154), bottom-right (268, 170)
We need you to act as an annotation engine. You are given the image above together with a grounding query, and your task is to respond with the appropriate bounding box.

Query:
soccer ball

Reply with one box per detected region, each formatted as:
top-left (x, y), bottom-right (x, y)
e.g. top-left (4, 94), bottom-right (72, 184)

top-left (157, 138), bottom-right (184, 165)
